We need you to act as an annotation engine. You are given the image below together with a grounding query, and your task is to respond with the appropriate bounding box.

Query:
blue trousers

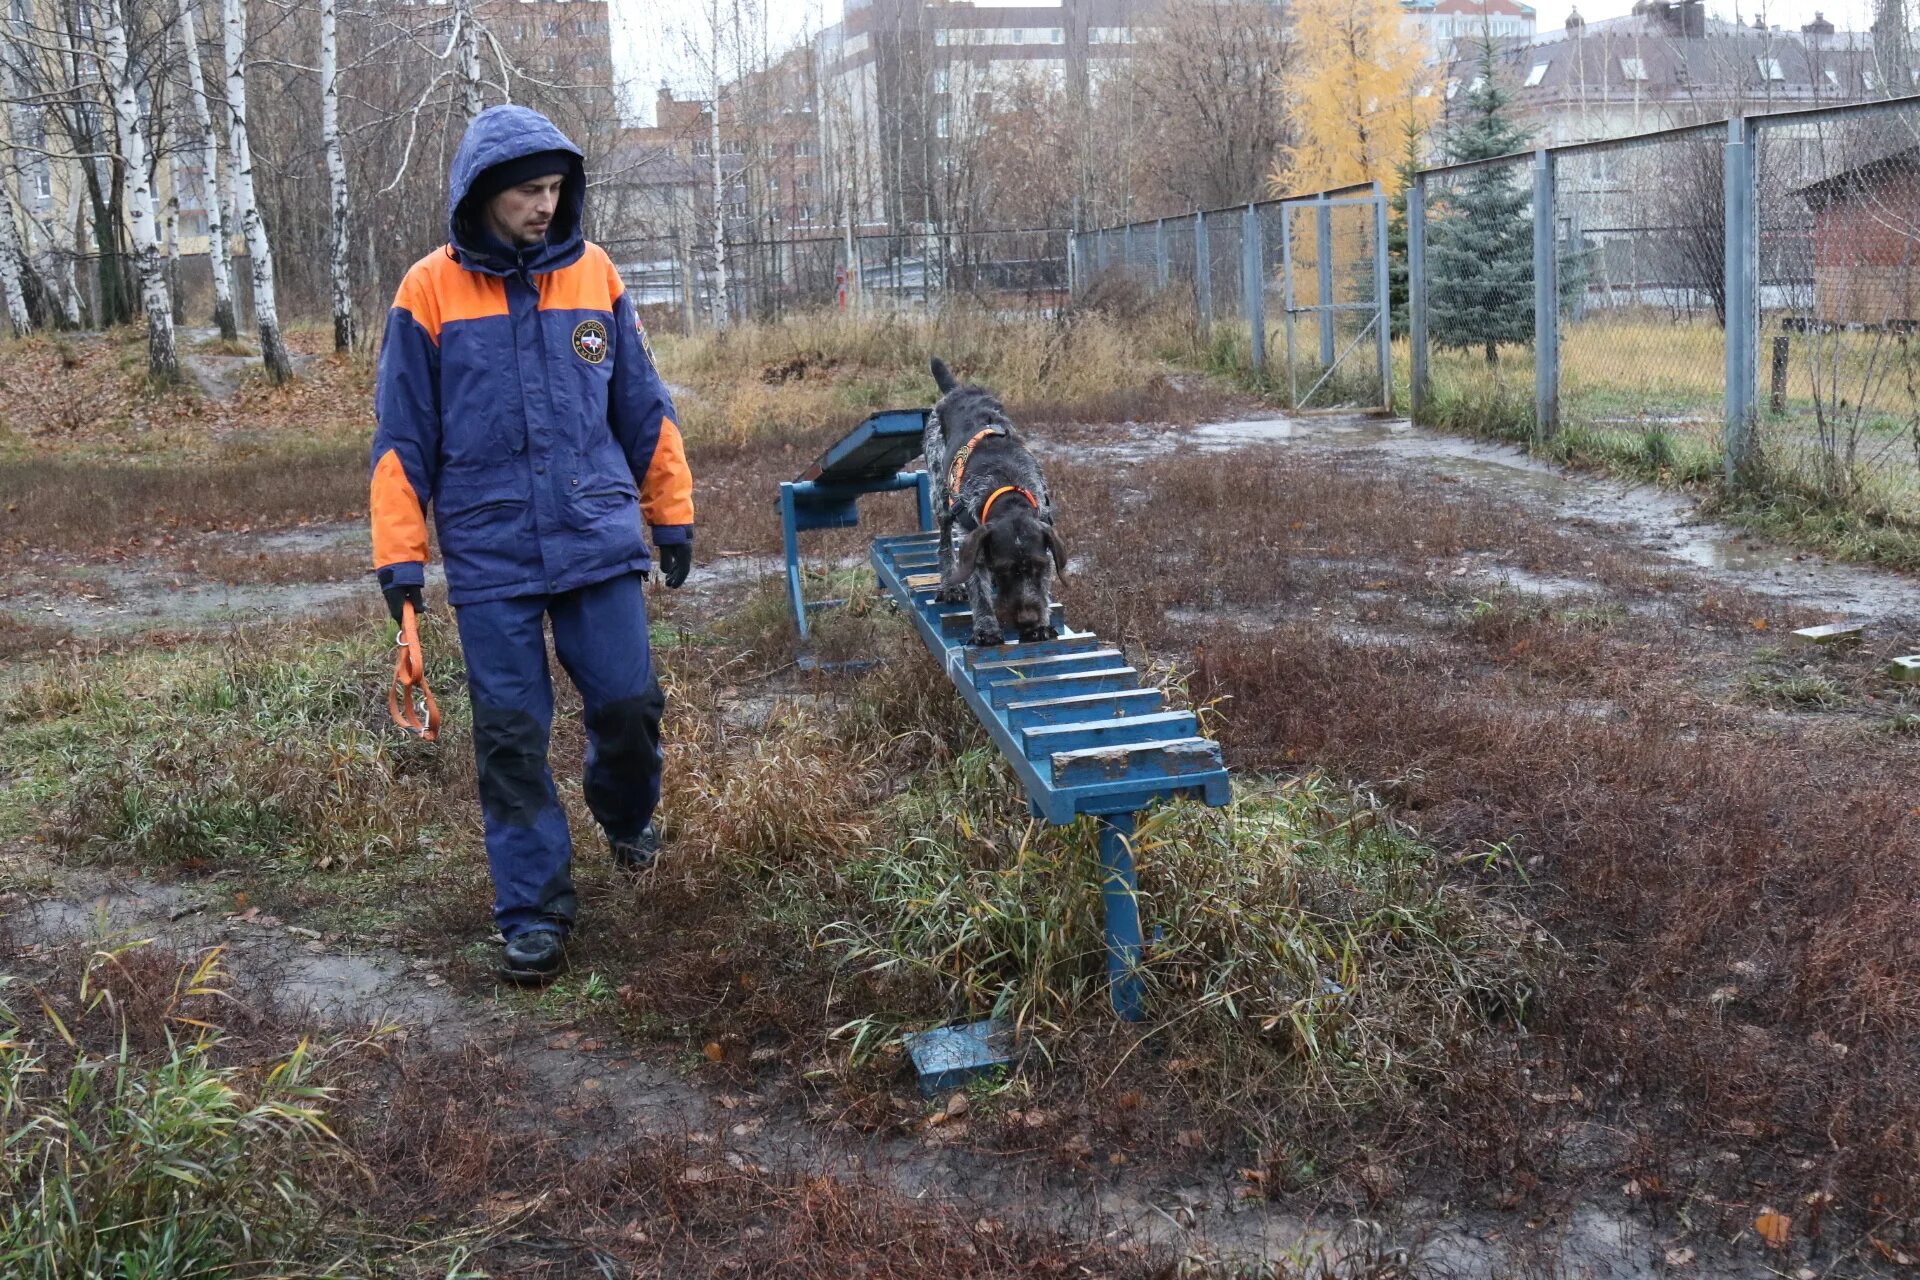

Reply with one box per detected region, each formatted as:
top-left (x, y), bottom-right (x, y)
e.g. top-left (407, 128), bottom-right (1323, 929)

top-left (454, 571), bottom-right (662, 939)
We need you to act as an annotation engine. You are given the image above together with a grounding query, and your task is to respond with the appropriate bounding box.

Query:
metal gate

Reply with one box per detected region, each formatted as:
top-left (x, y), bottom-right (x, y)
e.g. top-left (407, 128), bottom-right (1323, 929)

top-left (1273, 184), bottom-right (1392, 414)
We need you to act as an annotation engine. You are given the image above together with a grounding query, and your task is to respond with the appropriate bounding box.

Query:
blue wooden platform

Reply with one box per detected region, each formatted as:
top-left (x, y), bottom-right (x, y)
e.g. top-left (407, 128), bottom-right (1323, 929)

top-left (870, 529), bottom-right (1232, 1020)
top-left (780, 409), bottom-right (933, 640)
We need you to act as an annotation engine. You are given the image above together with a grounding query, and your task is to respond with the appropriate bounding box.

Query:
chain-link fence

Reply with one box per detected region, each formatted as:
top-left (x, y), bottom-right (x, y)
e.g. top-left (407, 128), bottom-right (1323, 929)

top-left (1413, 155), bottom-right (1536, 434)
top-left (1066, 93), bottom-right (1920, 514)
top-left (1754, 99), bottom-right (1920, 517)
top-left (601, 227), bottom-right (1071, 332)
top-left (1074, 185), bottom-right (1392, 413)
top-left (1550, 125), bottom-right (1726, 468)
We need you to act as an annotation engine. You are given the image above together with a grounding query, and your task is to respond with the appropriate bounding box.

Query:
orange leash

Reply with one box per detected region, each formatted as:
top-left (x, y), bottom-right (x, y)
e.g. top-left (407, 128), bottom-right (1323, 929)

top-left (388, 598), bottom-right (441, 742)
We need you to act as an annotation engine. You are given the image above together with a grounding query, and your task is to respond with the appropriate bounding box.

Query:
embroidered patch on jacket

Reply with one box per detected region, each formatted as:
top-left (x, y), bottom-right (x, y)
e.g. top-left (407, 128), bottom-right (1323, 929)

top-left (572, 319), bottom-right (609, 364)
top-left (636, 319), bottom-right (656, 367)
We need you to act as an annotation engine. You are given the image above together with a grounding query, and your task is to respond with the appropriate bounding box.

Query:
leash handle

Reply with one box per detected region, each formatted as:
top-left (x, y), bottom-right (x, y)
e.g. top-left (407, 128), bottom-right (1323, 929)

top-left (388, 598), bottom-right (441, 742)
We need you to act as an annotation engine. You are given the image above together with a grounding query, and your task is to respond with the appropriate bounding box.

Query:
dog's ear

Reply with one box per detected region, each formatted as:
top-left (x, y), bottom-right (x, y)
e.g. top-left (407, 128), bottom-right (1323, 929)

top-left (1043, 525), bottom-right (1069, 580)
top-left (946, 523), bottom-right (988, 586)
top-left (931, 357), bottom-right (957, 395)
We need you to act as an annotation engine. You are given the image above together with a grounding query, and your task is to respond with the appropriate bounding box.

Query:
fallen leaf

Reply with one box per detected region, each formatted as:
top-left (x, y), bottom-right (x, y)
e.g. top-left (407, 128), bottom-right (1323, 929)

top-left (1871, 1236), bottom-right (1917, 1266)
top-left (1664, 1247), bottom-right (1696, 1266)
top-left (1754, 1210), bottom-right (1792, 1249)
top-left (944, 1092), bottom-right (970, 1119)
top-left (703, 1042), bottom-right (725, 1062)
top-left (1751, 618), bottom-right (1769, 631)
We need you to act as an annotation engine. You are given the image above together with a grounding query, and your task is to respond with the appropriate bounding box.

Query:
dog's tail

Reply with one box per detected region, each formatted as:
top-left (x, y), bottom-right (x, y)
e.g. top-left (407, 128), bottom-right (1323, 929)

top-left (930, 357), bottom-right (957, 395)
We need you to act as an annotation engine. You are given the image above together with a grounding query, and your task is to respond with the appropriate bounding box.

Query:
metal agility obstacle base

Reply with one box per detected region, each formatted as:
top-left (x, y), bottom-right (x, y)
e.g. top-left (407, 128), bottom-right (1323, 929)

top-left (783, 410), bottom-right (1232, 1032)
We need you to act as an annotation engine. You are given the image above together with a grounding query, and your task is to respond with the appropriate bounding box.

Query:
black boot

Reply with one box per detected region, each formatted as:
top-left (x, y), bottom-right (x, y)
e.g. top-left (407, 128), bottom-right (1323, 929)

top-left (498, 928), bottom-right (568, 986)
top-left (611, 821), bottom-right (662, 874)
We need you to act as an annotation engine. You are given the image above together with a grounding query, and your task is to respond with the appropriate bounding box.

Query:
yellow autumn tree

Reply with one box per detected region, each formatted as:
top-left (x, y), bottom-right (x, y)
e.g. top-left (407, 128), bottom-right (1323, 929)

top-left (1278, 0), bottom-right (1436, 197)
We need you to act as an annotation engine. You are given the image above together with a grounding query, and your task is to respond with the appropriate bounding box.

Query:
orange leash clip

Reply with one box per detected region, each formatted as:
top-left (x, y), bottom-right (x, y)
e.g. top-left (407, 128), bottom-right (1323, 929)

top-left (388, 598), bottom-right (441, 742)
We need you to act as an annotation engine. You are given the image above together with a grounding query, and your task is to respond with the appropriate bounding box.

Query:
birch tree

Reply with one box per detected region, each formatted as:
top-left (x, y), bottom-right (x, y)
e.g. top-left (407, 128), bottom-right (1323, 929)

top-left (103, 0), bottom-right (180, 381)
top-left (0, 64), bottom-right (35, 336)
top-left (222, 0), bottom-right (291, 380)
top-left (454, 0), bottom-right (481, 120)
top-left (320, 0), bottom-right (350, 349)
top-left (0, 174), bottom-right (32, 336)
top-left (179, 0), bottom-right (236, 339)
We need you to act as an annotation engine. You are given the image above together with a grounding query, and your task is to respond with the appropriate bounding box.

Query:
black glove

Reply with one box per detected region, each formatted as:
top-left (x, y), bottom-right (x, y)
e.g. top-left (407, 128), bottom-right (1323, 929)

top-left (383, 582), bottom-right (424, 624)
top-left (657, 542), bottom-right (692, 589)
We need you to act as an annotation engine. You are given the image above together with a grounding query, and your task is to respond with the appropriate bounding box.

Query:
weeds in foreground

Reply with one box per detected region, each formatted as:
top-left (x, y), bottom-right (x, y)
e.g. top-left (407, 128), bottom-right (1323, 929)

top-left (818, 753), bottom-right (1545, 1113)
top-left (0, 941), bottom-right (347, 1279)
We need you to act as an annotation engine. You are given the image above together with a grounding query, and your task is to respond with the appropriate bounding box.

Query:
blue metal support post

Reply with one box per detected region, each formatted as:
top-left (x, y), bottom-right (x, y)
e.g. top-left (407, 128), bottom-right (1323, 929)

top-left (1096, 812), bottom-right (1145, 1021)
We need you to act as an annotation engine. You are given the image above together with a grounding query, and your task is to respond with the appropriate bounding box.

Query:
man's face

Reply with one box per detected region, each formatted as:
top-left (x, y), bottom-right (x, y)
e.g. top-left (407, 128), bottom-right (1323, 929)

top-left (485, 174), bottom-right (564, 247)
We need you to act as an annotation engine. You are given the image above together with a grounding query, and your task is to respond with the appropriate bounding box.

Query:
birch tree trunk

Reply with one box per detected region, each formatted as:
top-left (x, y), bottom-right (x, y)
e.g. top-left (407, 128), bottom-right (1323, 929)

top-left (455, 0), bottom-right (482, 121)
top-left (179, 0), bottom-right (237, 339)
top-left (0, 78), bottom-right (36, 336)
top-left (165, 151), bottom-right (185, 324)
top-left (103, 0), bottom-right (179, 382)
top-left (0, 176), bottom-right (33, 337)
top-left (223, 0), bottom-right (292, 380)
top-left (321, 0), bottom-right (352, 350)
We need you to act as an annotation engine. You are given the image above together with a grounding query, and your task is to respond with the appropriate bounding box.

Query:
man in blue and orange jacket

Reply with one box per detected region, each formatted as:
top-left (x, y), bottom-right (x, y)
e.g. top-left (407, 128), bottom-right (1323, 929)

top-left (370, 104), bottom-right (694, 985)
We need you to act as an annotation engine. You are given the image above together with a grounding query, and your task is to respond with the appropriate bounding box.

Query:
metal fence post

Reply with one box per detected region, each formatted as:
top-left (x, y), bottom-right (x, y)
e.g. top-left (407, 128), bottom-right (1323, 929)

top-left (1372, 180), bottom-right (1392, 413)
top-left (1155, 218), bottom-right (1168, 290)
top-left (1315, 194), bottom-right (1335, 369)
top-left (1409, 173), bottom-right (1428, 420)
top-left (1193, 211), bottom-right (1212, 335)
top-left (1243, 203), bottom-right (1266, 379)
top-left (1122, 223), bottom-right (1135, 282)
top-left (1532, 147), bottom-right (1559, 438)
top-left (1724, 115), bottom-right (1758, 485)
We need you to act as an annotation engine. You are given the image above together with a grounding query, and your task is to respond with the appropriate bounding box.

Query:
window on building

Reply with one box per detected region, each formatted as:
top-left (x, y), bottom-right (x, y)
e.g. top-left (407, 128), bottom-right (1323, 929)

top-left (693, 138), bottom-right (711, 156)
top-left (933, 28), bottom-right (947, 44)
top-left (1757, 56), bottom-right (1784, 81)
top-left (34, 167), bottom-right (51, 199)
top-left (935, 113), bottom-right (949, 137)
top-left (932, 67), bottom-right (948, 91)
top-left (1049, 27), bottom-right (1063, 42)
top-left (1619, 57), bottom-right (1647, 80)
top-left (1525, 61), bottom-right (1550, 86)
top-left (1090, 26), bottom-right (1135, 43)
top-left (1008, 27), bottom-right (1024, 42)
top-left (721, 140), bottom-right (745, 155)
top-left (1863, 67), bottom-right (1881, 90)
top-left (543, 20), bottom-right (558, 36)
top-left (1824, 66), bottom-right (1840, 87)
top-left (843, 33), bottom-right (868, 54)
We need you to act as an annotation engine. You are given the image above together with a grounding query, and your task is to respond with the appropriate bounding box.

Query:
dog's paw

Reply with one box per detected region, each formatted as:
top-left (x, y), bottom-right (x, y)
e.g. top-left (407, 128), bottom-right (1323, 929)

top-left (969, 626), bottom-right (1005, 648)
top-left (1018, 624), bottom-right (1059, 643)
top-left (934, 584), bottom-right (968, 604)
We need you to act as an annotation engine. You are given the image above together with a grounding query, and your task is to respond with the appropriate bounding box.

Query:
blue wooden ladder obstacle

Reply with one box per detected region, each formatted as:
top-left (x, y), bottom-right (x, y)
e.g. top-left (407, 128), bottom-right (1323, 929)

top-left (779, 409), bottom-right (934, 640)
top-left (870, 530), bottom-right (1232, 1021)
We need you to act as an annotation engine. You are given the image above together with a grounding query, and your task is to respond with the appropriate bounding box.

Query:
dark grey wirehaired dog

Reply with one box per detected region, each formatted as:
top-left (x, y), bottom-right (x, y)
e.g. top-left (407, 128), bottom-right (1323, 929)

top-left (924, 357), bottom-right (1067, 646)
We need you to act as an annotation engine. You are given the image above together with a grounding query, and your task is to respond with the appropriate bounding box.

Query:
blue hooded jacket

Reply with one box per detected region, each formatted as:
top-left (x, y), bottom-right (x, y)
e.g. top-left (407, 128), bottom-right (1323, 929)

top-left (370, 105), bottom-right (694, 605)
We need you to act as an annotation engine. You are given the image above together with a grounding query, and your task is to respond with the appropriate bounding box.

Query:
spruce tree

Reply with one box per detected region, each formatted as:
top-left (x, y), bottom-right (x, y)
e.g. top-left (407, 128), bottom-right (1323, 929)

top-left (1427, 38), bottom-right (1534, 366)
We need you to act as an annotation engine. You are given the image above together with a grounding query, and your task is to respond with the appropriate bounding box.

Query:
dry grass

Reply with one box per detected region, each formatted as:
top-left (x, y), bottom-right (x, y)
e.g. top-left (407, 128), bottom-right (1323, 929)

top-left (657, 303), bottom-right (1238, 447)
top-left (1049, 439), bottom-right (1920, 1224)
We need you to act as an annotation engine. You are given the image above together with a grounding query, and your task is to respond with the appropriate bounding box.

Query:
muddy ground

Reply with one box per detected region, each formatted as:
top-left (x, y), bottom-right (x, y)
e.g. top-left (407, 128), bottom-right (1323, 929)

top-left (7, 408), bottom-right (1917, 1277)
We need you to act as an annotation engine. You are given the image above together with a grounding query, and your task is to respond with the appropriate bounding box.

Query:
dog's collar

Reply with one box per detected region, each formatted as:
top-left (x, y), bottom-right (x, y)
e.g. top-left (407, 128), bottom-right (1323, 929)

top-left (945, 426), bottom-right (1007, 511)
top-left (979, 485), bottom-right (1038, 525)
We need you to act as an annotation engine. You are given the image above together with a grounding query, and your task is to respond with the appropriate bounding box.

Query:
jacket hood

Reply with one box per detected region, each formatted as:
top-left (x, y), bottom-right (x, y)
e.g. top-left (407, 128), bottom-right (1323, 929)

top-left (448, 105), bottom-right (586, 276)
